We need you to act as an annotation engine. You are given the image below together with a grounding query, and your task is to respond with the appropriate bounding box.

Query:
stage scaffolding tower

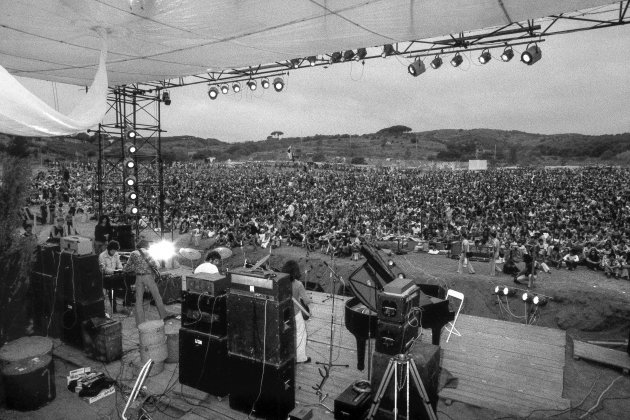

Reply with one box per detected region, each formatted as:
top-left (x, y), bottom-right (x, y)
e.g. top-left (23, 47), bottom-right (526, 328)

top-left (96, 85), bottom-right (165, 240)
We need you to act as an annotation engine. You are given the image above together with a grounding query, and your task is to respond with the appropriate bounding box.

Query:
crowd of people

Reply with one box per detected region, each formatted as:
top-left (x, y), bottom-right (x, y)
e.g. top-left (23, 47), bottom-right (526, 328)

top-left (27, 161), bottom-right (630, 280)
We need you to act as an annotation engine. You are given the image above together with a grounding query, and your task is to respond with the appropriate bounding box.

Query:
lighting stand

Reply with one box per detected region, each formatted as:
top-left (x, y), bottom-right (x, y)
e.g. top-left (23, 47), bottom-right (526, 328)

top-left (366, 354), bottom-right (437, 420)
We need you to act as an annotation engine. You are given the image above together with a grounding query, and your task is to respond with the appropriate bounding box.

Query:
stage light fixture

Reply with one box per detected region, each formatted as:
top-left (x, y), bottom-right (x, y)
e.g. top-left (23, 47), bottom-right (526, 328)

top-left (307, 56), bottom-right (317, 66)
top-left (261, 79), bottom-right (270, 89)
top-left (125, 176), bottom-right (136, 187)
top-left (148, 240), bottom-right (176, 261)
top-left (247, 80), bottom-right (257, 91)
top-left (502, 286), bottom-right (516, 297)
top-left (450, 53), bottom-right (463, 67)
top-left (124, 158), bottom-right (135, 169)
top-left (381, 44), bottom-right (395, 58)
top-left (162, 91), bottom-right (171, 106)
top-left (125, 127), bottom-right (137, 140)
top-left (387, 259), bottom-right (396, 267)
top-left (533, 295), bottom-right (548, 306)
top-left (501, 47), bottom-right (514, 62)
top-left (479, 49), bottom-right (491, 64)
top-left (273, 77), bottom-right (284, 92)
top-left (430, 55), bottom-right (443, 69)
top-left (290, 58), bottom-right (300, 69)
top-left (342, 50), bottom-right (355, 62)
top-left (494, 285), bottom-right (502, 295)
top-left (408, 58), bottom-right (426, 77)
top-left (232, 83), bottom-right (241, 93)
top-left (521, 44), bottom-right (542, 65)
top-left (397, 273), bottom-right (405, 279)
top-left (355, 48), bottom-right (367, 61)
top-left (125, 142), bottom-right (137, 154)
top-left (127, 191), bottom-right (137, 200)
top-left (522, 292), bottom-right (534, 303)
top-left (329, 52), bottom-right (342, 64)
top-left (207, 86), bottom-right (219, 100)
top-left (220, 85), bottom-right (229, 94)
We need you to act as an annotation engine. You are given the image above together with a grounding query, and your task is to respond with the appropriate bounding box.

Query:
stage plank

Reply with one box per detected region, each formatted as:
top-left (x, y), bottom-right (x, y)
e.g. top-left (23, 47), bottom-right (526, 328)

top-left (573, 339), bottom-right (630, 373)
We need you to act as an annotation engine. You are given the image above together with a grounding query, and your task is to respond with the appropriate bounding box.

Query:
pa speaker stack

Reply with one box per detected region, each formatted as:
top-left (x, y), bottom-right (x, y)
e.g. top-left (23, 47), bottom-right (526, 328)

top-left (111, 224), bottom-right (135, 251)
top-left (226, 268), bottom-right (296, 419)
top-left (178, 272), bottom-right (230, 397)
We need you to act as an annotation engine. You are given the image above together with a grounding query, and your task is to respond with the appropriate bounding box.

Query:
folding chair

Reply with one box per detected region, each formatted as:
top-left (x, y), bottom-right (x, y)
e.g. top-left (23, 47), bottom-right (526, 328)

top-left (445, 289), bottom-right (464, 343)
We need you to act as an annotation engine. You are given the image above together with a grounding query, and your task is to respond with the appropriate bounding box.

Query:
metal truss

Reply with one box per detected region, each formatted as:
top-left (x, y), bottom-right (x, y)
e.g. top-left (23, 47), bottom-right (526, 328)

top-left (96, 86), bottom-right (164, 240)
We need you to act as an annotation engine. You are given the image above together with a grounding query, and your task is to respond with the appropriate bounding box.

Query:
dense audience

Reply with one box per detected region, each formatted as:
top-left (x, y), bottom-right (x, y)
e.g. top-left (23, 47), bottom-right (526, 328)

top-left (28, 161), bottom-right (630, 279)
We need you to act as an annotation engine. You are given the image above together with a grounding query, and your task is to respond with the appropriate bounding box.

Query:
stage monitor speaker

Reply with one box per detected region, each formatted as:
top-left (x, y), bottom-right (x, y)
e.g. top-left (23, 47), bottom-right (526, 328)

top-left (60, 298), bottom-right (105, 348)
top-left (227, 294), bottom-right (295, 365)
top-left (31, 271), bottom-right (62, 338)
top-left (334, 382), bottom-right (373, 420)
top-left (111, 224), bottom-right (135, 251)
top-left (375, 320), bottom-right (419, 356)
top-left (33, 244), bottom-right (61, 277)
top-left (58, 252), bottom-right (103, 302)
top-left (181, 291), bottom-right (227, 336)
top-left (228, 354), bottom-right (295, 419)
top-left (179, 328), bottom-right (229, 397)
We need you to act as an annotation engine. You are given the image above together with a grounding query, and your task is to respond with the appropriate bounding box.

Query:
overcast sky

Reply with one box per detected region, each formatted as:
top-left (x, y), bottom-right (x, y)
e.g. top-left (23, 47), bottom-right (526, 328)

top-left (17, 22), bottom-right (630, 143)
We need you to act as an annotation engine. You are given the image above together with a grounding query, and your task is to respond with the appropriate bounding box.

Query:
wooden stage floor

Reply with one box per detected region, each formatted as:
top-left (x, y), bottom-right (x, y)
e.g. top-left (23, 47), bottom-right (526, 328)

top-left (53, 291), bottom-right (570, 419)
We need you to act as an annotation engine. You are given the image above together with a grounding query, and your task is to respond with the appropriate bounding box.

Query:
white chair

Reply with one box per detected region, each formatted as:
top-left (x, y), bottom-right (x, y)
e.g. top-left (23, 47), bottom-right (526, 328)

top-left (445, 289), bottom-right (464, 343)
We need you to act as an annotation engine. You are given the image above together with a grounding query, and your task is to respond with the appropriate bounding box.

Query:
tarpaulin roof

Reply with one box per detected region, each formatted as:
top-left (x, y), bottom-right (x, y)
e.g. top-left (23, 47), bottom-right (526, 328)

top-left (0, 0), bottom-right (619, 87)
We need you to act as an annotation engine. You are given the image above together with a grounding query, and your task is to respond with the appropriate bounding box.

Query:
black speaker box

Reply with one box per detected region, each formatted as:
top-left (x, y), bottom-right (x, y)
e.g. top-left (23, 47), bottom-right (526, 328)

top-left (60, 298), bottom-right (105, 347)
top-left (227, 294), bottom-right (295, 365)
top-left (375, 320), bottom-right (419, 356)
top-left (31, 272), bottom-right (62, 338)
top-left (181, 291), bottom-right (227, 336)
top-left (111, 224), bottom-right (135, 251)
top-left (33, 244), bottom-right (61, 277)
top-left (334, 382), bottom-right (373, 420)
top-left (179, 328), bottom-right (229, 397)
top-left (371, 343), bottom-right (441, 419)
top-left (58, 252), bottom-right (103, 302)
top-left (376, 289), bottom-right (420, 324)
top-left (228, 355), bottom-right (295, 419)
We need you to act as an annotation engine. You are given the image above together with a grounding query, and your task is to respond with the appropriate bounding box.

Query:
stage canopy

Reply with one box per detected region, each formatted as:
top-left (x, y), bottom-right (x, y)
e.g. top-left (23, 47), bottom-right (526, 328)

top-left (0, 0), bottom-right (619, 87)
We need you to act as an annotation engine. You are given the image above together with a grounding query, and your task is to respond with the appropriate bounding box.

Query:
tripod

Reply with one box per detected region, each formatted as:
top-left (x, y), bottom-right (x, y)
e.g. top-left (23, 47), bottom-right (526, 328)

top-left (366, 354), bottom-right (437, 420)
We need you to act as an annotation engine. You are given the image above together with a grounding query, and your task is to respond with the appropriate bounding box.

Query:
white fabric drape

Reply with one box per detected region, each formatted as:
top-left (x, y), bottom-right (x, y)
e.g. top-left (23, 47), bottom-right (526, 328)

top-left (0, 44), bottom-right (108, 137)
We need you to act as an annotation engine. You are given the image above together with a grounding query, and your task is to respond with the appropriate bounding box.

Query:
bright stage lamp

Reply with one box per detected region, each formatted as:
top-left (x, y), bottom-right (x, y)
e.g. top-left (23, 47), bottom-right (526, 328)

top-left (148, 240), bottom-right (176, 261)
top-left (479, 49), bottom-right (491, 64)
top-left (501, 47), bottom-right (514, 62)
top-left (125, 127), bottom-right (137, 140)
top-left (220, 85), bottom-right (229, 94)
top-left (329, 52), bottom-right (342, 64)
top-left (232, 83), bottom-right (241, 93)
top-left (381, 44), bottom-right (395, 58)
top-left (130, 206), bottom-right (139, 215)
top-left (533, 295), bottom-right (548, 306)
top-left (125, 142), bottom-right (136, 154)
top-left (408, 59), bottom-right (426, 77)
top-left (290, 58), bottom-right (300, 69)
top-left (307, 56), bottom-right (317, 66)
top-left (450, 53), bottom-right (463, 67)
top-left (127, 191), bottom-right (137, 200)
top-left (397, 273), bottom-right (405, 279)
top-left (522, 292), bottom-right (533, 303)
top-left (261, 79), bottom-right (270, 89)
top-left (247, 80), bottom-right (257, 91)
top-left (208, 86), bottom-right (219, 100)
top-left (125, 176), bottom-right (136, 187)
top-left (430, 56), bottom-right (443, 69)
top-left (355, 48), bottom-right (367, 61)
top-left (521, 45), bottom-right (542, 65)
top-left (502, 286), bottom-right (516, 297)
top-left (387, 259), bottom-right (395, 267)
top-left (273, 77), bottom-right (284, 92)
top-left (124, 158), bottom-right (135, 169)
top-left (494, 285), bottom-right (502, 295)
top-left (342, 50), bottom-right (355, 62)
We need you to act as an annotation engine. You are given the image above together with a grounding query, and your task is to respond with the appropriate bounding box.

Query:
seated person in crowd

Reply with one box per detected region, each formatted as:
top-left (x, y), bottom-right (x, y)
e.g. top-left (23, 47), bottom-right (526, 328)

top-left (546, 246), bottom-right (563, 269)
top-left (194, 250), bottom-right (222, 274)
top-left (98, 240), bottom-right (123, 317)
top-left (563, 249), bottom-right (580, 271)
top-left (585, 248), bottom-right (601, 270)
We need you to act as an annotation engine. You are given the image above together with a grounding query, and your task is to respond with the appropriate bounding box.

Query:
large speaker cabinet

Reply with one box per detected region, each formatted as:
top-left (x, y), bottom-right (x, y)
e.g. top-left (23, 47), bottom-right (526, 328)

top-left (179, 328), bottom-right (229, 397)
top-left (180, 291), bottom-right (227, 336)
top-left (57, 252), bottom-right (103, 302)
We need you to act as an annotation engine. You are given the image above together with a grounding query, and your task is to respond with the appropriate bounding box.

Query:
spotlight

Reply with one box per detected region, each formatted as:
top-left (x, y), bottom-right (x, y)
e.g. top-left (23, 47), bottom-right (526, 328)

top-left (430, 55), bottom-right (443, 69)
top-left (220, 85), bottom-right (229, 94)
top-left (290, 58), bottom-right (300, 69)
top-left (307, 56), bottom-right (317, 66)
top-left (408, 58), bottom-right (426, 77)
top-left (522, 292), bottom-right (533, 303)
top-left (124, 158), bottom-right (135, 169)
top-left (521, 44), bottom-right (542, 65)
top-left (162, 91), bottom-right (171, 106)
top-left (479, 49), bottom-right (491, 64)
top-left (329, 52), bottom-right (342, 64)
top-left (125, 127), bottom-right (137, 140)
top-left (127, 191), bottom-right (137, 200)
top-left (533, 295), bottom-right (548, 306)
top-left (342, 50), bottom-right (355, 62)
top-left (273, 77), bottom-right (284, 92)
top-left (387, 259), bottom-right (395, 267)
top-left (261, 79), bottom-right (270, 89)
top-left (148, 240), bottom-right (176, 261)
top-left (502, 286), bottom-right (516, 297)
top-left (397, 273), bottom-right (405, 279)
top-left (450, 53), bottom-right (463, 67)
top-left (501, 47), bottom-right (514, 62)
top-left (381, 44), bottom-right (395, 58)
top-left (355, 48), bottom-right (367, 61)
top-left (125, 175), bottom-right (136, 187)
top-left (208, 86), bottom-right (219, 100)
top-left (493, 285), bottom-right (502, 295)
top-left (125, 142), bottom-right (137, 154)
top-left (130, 206), bottom-right (139, 215)
top-left (247, 80), bottom-right (257, 91)
top-left (232, 83), bottom-right (241, 93)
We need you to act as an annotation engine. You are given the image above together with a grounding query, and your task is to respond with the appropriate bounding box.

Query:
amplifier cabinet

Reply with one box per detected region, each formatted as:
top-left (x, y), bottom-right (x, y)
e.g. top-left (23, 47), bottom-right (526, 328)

top-left (179, 328), bottom-right (229, 397)
top-left (227, 294), bottom-right (295, 365)
top-left (181, 291), bottom-right (227, 336)
top-left (184, 272), bottom-right (228, 295)
top-left (228, 354), bottom-right (295, 419)
top-left (375, 320), bottom-right (419, 356)
top-left (31, 271), bottom-right (62, 337)
top-left (58, 251), bottom-right (103, 302)
top-left (33, 244), bottom-right (61, 277)
top-left (81, 318), bottom-right (122, 363)
top-left (334, 382), bottom-right (373, 420)
top-left (60, 298), bottom-right (105, 348)
top-left (228, 268), bottom-right (291, 301)
top-left (376, 286), bottom-right (420, 324)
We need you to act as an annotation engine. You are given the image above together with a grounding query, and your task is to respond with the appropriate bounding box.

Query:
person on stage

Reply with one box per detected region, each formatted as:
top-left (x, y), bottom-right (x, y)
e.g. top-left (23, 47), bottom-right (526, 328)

top-left (282, 259), bottom-right (312, 364)
top-left (193, 250), bottom-right (221, 274)
top-left (123, 239), bottom-right (168, 326)
top-left (94, 215), bottom-right (113, 254)
top-left (98, 240), bottom-right (123, 317)
top-left (49, 217), bottom-right (67, 241)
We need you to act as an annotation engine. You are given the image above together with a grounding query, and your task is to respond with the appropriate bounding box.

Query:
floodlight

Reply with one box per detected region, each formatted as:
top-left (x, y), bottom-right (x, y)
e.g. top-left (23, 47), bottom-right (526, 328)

top-left (342, 50), bottom-right (355, 62)
top-left (125, 127), bottom-right (137, 140)
top-left (125, 142), bottom-right (137, 154)
top-left (307, 56), bottom-right (317, 66)
top-left (220, 85), bottom-right (229, 94)
top-left (125, 176), bottom-right (136, 187)
top-left (130, 206), bottom-right (139, 215)
top-left (501, 47), bottom-right (514, 62)
top-left (397, 273), bottom-right (405, 279)
top-left (381, 44), bottom-right (395, 58)
top-left (261, 79), bottom-right (270, 89)
top-left (533, 295), bottom-right (548, 306)
top-left (521, 44), bottom-right (542, 65)
top-left (493, 285), bottom-right (502, 295)
top-left (408, 59), bottom-right (426, 77)
top-left (387, 259), bottom-right (395, 267)
top-left (148, 240), bottom-right (176, 261)
top-left (290, 58), bottom-right (300, 69)
top-left (479, 49), bottom-right (491, 64)
top-left (208, 86), bottom-right (219, 100)
top-left (329, 52), bottom-right (342, 64)
top-left (124, 158), bottom-right (135, 169)
top-left (162, 91), bottom-right (171, 106)
top-left (355, 48), bottom-right (367, 61)
top-left (273, 77), bottom-right (284, 92)
top-left (232, 83), bottom-right (241, 93)
top-left (450, 53), bottom-right (463, 67)
top-left (502, 286), bottom-right (516, 297)
top-left (430, 55), bottom-right (443, 69)
top-left (127, 191), bottom-right (137, 200)
top-left (247, 80), bottom-right (257, 91)
top-left (522, 292), bottom-right (533, 303)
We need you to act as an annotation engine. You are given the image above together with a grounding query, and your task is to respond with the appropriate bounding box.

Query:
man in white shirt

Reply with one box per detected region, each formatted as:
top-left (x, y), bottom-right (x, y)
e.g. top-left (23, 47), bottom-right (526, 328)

top-left (194, 250), bottom-right (221, 274)
top-left (98, 240), bottom-right (123, 317)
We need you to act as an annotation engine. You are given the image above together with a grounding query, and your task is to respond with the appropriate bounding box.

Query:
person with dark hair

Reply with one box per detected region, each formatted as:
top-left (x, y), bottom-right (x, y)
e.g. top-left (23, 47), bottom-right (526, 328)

top-left (194, 250), bottom-right (221, 274)
top-left (94, 215), bottom-right (113, 254)
top-left (515, 253), bottom-right (537, 288)
top-left (282, 259), bottom-right (312, 364)
top-left (99, 240), bottom-right (123, 317)
top-left (457, 232), bottom-right (475, 274)
top-left (489, 231), bottom-right (501, 276)
top-left (123, 239), bottom-right (168, 326)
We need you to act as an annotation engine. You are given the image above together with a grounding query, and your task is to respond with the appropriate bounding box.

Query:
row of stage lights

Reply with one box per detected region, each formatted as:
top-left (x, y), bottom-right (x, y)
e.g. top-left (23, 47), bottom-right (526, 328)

top-left (207, 77), bottom-right (285, 100)
top-left (122, 127), bottom-right (140, 215)
top-left (493, 285), bottom-right (548, 306)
